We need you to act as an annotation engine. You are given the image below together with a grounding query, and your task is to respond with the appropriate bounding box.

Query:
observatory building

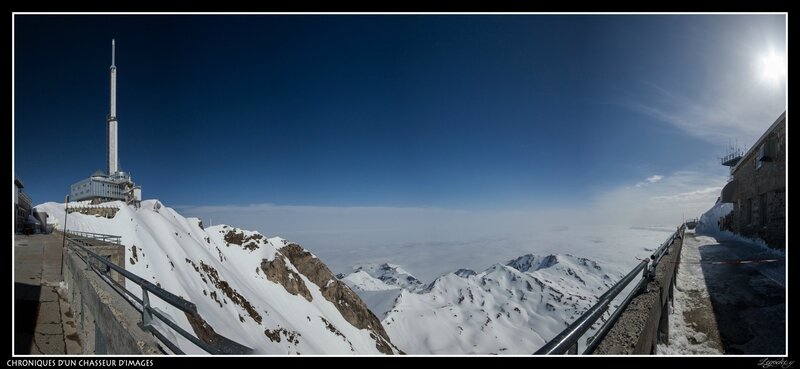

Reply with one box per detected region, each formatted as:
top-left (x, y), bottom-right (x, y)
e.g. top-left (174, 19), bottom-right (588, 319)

top-left (718, 111), bottom-right (786, 249)
top-left (70, 39), bottom-right (141, 206)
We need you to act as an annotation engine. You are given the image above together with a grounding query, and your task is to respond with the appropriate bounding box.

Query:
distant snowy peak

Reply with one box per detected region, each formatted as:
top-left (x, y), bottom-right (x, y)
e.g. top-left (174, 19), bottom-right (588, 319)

top-left (383, 253), bottom-right (619, 354)
top-left (341, 271), bottom-right (397, 292)
top-left (453, 269), bottom-right (477, 278)
top-left (420, 253), bottom-right (613, 303)
top-left (506, 254), bottom-right (560, 272)
top-left (350, 263), bottom-right (425, 292)
top-left (507, 254), bottom-right (603, 278)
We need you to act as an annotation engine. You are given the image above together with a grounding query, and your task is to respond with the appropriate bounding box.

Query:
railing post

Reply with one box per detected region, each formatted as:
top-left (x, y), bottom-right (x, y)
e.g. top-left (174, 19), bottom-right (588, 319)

top-left (568, 342), bottom-right (578, 355)
top-left (641, 261), bottom-right (652, 291)
top-left (103, 256), bottom-right (111, 275)
top-left (142, 289), bottom-right (153, 328)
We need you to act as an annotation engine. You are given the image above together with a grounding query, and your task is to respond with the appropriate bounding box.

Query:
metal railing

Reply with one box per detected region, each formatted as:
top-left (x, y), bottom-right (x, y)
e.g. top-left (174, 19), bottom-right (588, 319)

top-left (534, 223), bottom-right (686, 355)
top-left (18, 191), bottom-right (32, 207)
top-left (64, 231), bottom-right (252, 355)
top-left (66, 230), bottom-right (121, 245)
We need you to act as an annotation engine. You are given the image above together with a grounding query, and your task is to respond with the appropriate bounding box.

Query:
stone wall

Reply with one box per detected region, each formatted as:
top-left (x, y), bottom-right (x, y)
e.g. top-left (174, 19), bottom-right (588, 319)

top-left (67, 206), bottom-right (119, 219)
top-left (62, 247), bottom-right (162, 354)
top-left (730, 116), bottom-right (786, 249)
top-left (593, 231), bottom-right (683, 354)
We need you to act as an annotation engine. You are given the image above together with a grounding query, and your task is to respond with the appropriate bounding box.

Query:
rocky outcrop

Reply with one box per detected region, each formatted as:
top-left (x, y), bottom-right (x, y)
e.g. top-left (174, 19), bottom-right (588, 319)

top-left (223, 230), bottom-right (262, 251)
top-left (454, 268), bottom-right (477, 278)
top-left (263, 327), bottom-right (301, 345)
top-left (184, 309), bottom-right (254, 354)
top-left (199, 260), bottom-right (262, 324)
top-left (278, 244), bottom-right (399, 354)
top-left (261, 255), bottom-right (313, 302)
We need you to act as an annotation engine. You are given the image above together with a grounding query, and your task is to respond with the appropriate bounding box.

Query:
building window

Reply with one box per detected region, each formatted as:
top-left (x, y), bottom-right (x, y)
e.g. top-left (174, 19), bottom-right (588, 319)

top-left (759, 193), bottom-right (768, 227)
top-left (756, 140), bottom-right (772, 170)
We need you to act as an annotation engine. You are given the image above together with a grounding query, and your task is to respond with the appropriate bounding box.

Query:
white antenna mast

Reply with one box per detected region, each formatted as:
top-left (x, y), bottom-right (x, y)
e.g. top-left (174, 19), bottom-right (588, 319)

top-left (108, 39), bottom-right (119, 175)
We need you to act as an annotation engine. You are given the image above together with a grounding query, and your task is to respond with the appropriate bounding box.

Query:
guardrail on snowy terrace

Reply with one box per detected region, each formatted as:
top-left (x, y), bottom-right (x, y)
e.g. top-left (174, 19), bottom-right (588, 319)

top-left (534, 223), bottom-right (687, 355)
top-left (64, 231), bottom-right (253, 355)
top-left (67, 230), bottom-right (121, 245)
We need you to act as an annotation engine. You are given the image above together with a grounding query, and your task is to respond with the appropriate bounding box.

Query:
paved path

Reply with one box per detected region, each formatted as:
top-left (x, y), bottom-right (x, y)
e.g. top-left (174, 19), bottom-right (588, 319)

top-left (14, 233), bottom-right (82, 355)
top-left (681, 230), bottom-right (785, 354)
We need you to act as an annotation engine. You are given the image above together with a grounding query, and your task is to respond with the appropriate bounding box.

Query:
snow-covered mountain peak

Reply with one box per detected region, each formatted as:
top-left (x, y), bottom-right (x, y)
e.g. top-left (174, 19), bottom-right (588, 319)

top-left (36, 200), bottom-right (399, 355)
top-left (350, 262), bottom-right (425, 292)
top-left (506, 254), bottom-right (560, 272)
top-left (382, 253), bottom-right (619, 354)
top-left (341, 271), bottom-right (396, 291)
top-left (453, 268), bottom-right (477, 278)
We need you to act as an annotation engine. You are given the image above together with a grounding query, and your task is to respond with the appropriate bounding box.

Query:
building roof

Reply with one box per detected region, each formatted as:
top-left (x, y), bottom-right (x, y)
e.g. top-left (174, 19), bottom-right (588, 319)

top-left (91, 169), bottom-right (108, 177)
top-left (731, 111), bottom-right (786, 174)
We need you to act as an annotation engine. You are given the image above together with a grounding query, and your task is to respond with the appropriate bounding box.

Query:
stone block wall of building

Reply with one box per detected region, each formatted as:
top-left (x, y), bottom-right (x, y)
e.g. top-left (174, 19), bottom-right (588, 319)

top-left (730, 116), bottom-right (785, 249)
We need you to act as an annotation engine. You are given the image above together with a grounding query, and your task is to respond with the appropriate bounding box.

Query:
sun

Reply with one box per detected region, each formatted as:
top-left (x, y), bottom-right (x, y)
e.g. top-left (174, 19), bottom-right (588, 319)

top-left (760, 50), bottom-right (787, 83)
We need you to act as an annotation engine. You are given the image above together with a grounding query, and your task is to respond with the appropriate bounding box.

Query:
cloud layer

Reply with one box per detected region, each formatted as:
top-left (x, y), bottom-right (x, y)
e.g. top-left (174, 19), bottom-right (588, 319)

top-left (175, 170), bottom-right (726, 279)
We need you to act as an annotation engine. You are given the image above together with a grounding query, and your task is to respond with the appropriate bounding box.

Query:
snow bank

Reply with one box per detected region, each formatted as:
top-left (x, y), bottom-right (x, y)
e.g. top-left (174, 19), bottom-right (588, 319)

top-left (697, 201), bottom-right (783, 258)
top-left (657, 229), bottom-right (723, 355)
top-left (697, 201), bottom-right (733, 234)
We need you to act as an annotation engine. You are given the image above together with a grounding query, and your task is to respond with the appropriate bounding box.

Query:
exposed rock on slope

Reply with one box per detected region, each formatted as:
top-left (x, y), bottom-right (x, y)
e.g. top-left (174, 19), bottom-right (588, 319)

top-left (261, 255), bottom-right (313, 302)
top-left (278, 244), bottom-right (396, 354)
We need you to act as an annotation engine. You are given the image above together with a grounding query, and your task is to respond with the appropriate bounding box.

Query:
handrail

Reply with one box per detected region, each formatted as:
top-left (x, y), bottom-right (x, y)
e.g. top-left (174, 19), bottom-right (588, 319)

top-left (66, 230), bottom-right (121, 245)
top-left (534, 259), bottom-right (649, 355)
top-left (18, 191), bottom-right (32, 205)
top-left (64, 232), bottom-right (253, 355)
top-left (534, 223), bottom-right (686, 355)
top-left (650, 230), bottom-right (678, 266)
top-left (583, 274), bottom-right (650, 354)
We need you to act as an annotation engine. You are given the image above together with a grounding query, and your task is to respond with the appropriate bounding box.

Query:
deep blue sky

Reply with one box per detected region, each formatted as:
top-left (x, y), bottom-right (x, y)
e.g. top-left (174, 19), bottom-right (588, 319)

top-left (14, 15), bottom-right (786, 210)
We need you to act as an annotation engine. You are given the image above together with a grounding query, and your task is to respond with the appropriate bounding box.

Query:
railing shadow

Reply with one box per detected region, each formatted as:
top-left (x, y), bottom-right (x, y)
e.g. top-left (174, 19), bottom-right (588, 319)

top-left (14, 282), bottom-right (41, 354)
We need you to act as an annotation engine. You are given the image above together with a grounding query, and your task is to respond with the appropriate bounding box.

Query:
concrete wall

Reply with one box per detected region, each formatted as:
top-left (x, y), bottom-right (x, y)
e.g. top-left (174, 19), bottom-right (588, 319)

top-left (87, 244), bottom-right (127, 287)
top-left (62, 246), bottom-right (162, 354)
top-left (729, 115), bottom-right (786, 249)
top-left (593, 230), bottom-right (683, 354)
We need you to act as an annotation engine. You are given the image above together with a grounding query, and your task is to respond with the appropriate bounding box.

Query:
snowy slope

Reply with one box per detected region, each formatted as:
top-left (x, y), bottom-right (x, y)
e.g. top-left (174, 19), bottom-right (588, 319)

top-left (339, 263), bottom-right (424, 319)
top-left (37, 200), bottom-right (399, 355)
top-left (340, 270), bottom-right (403, 319)
top-left (349, 263), bottom-right (425, 292)
top-left (341, 271), bottom-right (397, 291)
top-left (345, 254), bottom-right (620, 354)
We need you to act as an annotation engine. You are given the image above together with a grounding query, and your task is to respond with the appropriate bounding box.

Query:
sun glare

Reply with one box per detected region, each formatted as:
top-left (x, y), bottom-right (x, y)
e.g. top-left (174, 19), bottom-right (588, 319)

top-left (760, 50), bottom-right (787, 83)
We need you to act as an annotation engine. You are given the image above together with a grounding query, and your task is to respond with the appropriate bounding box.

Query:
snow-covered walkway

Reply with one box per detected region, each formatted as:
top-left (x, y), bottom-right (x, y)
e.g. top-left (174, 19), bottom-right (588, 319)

top-left (658, 229), bottom-right (785, 354)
